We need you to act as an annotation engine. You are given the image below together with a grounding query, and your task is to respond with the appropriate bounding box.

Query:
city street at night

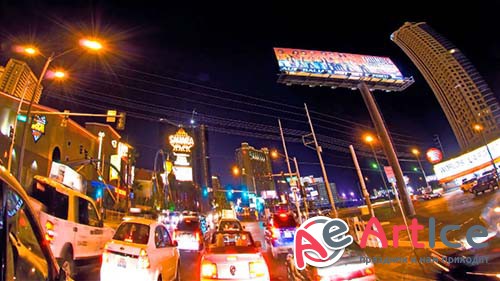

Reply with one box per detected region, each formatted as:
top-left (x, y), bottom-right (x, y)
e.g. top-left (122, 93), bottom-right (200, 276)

top-left (0, 1), bottom-right (499, 281)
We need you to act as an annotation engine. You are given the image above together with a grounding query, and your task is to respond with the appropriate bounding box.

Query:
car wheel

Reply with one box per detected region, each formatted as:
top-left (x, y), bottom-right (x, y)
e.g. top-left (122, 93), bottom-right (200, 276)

top-left (61, 248), bottom-right (76, 278)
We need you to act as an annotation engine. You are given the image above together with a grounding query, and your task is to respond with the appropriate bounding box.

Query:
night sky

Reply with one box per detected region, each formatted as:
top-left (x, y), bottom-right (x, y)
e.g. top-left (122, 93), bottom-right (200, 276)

top-left (1, 0), bottom-right (499, 197)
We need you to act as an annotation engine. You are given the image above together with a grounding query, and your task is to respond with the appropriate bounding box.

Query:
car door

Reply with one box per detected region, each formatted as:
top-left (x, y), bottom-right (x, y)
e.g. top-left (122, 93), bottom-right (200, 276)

top-left (74, 196), bottom-right (94, 258)
top-left (1, 178), bottom-right (60, 281)
top-left (155, 225), bottom-right (176, 279)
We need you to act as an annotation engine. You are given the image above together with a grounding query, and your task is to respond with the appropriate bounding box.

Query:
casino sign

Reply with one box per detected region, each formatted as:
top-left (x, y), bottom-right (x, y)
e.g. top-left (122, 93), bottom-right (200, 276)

top-left (169, 128), bottom-right (194, 153)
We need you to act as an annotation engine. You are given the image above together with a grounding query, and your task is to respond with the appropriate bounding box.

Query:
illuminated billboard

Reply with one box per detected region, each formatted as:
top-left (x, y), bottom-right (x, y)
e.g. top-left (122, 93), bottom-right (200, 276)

top-left (274, 48), bottom-right (414, 91)
top-left (173, 166), bottom-right (193, 182)
top-left (434, 138), bottom-right (500, 182)
top-left (49, 162), bottom-right (83, 192)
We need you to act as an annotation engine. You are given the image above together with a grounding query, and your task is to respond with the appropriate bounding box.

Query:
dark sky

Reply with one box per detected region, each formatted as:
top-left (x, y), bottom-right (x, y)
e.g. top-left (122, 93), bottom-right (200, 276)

top-left (1, 0), bottom-right (499, 197)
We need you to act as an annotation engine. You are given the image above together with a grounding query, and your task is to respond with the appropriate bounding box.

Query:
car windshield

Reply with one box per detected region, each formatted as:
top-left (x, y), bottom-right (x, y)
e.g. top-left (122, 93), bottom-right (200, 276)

top-left (208, 231), bottom-right (257, 253)
top-left (219, 220), bottom-right (242, 230)
top-left (177, 218), bottom-right (200, 231)
top-left (272, 214), bottom-right (297, 228)
top-left (113, 222), bottom-right (150, 244)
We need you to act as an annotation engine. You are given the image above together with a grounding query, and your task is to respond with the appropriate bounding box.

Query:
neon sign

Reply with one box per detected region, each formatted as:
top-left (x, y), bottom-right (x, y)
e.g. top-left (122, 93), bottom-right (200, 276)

top-left (169, 128), bottom-right (194, 153)
top-left (31, 115), bottom-right (47, 143)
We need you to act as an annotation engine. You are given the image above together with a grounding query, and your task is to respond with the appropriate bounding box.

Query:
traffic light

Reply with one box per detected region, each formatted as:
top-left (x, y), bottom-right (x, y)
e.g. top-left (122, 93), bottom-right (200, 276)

top-left (61, 110), bottom-right (70, 127)
top-left (116, 112), bottom-right (126, 130)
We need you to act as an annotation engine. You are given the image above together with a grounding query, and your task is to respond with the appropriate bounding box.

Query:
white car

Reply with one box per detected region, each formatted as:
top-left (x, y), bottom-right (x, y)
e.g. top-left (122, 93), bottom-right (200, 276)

top-left (28, 175), bottom-right (114, 278)
top-left (201, 230), bottom-right (269, 281)
top-left (216, 218), bottom-right (244, 231)
top-left (173, 216), bottom-right (204, 251)
top-left (101, 218), bottom-right (180, 281)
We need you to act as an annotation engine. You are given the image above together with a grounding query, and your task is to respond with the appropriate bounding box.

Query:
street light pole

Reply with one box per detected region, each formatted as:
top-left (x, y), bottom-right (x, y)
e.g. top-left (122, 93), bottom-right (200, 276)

top-left (304, 104), bottom-right (338, 218)
top-left (7, 81), bottom-right (35, 172)
top-left (349, 145), bottom-right (375, 218)
top-left (367, 140), bottom-right (394, 211)
top-left (412, 149), bottom-right (430, 189)
top-left (278, 119), bottom-right (302, 223)
top-left (17, 53), bottom-right (54, 183)
top-left (292, 157), bottom-right (309, 220)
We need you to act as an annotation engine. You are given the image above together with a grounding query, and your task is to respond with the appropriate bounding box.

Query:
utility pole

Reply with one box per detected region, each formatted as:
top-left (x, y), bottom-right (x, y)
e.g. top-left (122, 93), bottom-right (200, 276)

top-left (293, 157), bottom-right (309, 220)
top-left (432, 134), bottom-right (445, 158)
top-left (278, 119), bottom-right (302, 224)
top-left (349, 145), bottom-right (374, 218)
top-left (304, 104), bottom-right (338, 218)
top-left (358, 83), bottom-right (415, 217)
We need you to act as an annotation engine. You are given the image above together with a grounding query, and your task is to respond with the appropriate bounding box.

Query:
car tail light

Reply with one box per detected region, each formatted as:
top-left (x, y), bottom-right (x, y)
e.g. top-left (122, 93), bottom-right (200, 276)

top-left (201, 261), bottom-right (217, 278)
top-left (137, 249), bottom-right (150, 269)
top-left (271, 227), bottom-right (280, 239)
top-left (45, 221), bottom-right (55, 242)
top-left (102, 243), bottom-right (110, 263)
top-left (249, 260), bottom-right (267, 278)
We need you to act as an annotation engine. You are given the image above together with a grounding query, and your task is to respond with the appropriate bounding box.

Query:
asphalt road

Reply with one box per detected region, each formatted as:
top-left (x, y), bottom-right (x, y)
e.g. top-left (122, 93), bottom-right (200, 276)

top-left (79, 189), bottom-right (499, 280)
top-left (79, 220), bottom-right (290, 281)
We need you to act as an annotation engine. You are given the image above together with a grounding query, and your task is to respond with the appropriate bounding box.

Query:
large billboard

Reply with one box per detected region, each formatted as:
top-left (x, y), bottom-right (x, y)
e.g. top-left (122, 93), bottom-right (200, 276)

top-left (274, 48), bottom-right (405, 82)
top-left (434, 138), bottom-right (500, 182)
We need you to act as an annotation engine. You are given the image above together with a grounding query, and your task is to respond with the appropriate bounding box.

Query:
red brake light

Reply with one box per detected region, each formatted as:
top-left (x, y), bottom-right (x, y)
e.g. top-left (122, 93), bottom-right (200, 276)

top-left (201, 261), bottom-right (217, 278)
top-left (137, 249), bottom-right (150, 269)
top-left (45, 221), bottom-right (55, 241)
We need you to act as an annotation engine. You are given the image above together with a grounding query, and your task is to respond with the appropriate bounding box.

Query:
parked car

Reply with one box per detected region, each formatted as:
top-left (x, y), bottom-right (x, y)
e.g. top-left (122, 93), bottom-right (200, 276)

top-left (100, 217), bottom-right (180, 281)
top-left (471, 174), bottom-right (498, 195)
top-left (0, 165), bottom-right (71, 281)
top-left (28, 175), bottom-right (115, 277)
top-left (201, 230), bottom-right (269, 280)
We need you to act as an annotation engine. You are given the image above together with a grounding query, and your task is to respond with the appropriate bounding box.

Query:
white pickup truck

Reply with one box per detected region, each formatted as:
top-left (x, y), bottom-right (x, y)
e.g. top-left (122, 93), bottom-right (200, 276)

top-left (28, 175), bottom-right (115, 277)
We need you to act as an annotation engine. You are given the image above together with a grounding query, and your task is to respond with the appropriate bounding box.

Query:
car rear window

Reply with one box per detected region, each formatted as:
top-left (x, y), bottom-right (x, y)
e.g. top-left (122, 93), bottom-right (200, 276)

top-left (113, 222), bottom-right (150, 244)
top-left (272, 214), bottom-right (297, 228)
top-left (177, 219), bottom-right (200, 231)
top-left (30, 180), bottom-right (69, 220)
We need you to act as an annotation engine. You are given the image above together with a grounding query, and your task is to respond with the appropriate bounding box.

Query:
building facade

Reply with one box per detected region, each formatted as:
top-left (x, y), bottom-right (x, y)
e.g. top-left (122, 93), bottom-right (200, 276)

top-left (235, 142), bottom-right (275, 195)
top-left (392, 22), bottom-right (500, 150)
top-left (0, 59), bottom-right (43, 104)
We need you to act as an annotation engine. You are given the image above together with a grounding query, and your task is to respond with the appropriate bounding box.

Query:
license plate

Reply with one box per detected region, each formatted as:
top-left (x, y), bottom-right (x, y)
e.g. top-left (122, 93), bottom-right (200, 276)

top-left (117, 258), bottom-right (127, 268)
top-left (284, 231), bottom-right (292, 238)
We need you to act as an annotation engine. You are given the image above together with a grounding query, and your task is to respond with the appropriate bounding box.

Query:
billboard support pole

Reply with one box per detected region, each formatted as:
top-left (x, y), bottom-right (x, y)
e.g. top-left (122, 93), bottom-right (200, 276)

top-left (357, 82), bottom-right (415, 217)
top-left (304, 104), bottom-right (338, 218)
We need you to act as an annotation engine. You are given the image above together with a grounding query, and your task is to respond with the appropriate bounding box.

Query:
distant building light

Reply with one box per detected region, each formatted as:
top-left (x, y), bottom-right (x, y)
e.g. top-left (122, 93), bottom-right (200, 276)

top-left (449, 49), bottom-right (457, 54)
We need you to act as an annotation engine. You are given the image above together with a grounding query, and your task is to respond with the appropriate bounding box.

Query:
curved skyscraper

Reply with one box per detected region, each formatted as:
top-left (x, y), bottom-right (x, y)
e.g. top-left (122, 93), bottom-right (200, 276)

top-left (391, 22), bottom-right (500, 151)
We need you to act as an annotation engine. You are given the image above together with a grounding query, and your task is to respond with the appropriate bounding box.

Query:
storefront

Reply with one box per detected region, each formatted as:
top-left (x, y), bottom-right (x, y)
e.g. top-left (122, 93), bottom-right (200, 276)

top-left (434, 138), bottom-right (500, 187)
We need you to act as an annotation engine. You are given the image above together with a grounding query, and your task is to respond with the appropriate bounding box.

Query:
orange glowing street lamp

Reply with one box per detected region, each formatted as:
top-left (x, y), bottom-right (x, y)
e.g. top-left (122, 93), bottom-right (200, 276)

top-left (270, 149), bottom-right (279, 159)
top-left (363, 134), bottom-right (375, 144)
top-left (411, 148), bottom-right (420, 156)
top-left (363, 133), bottom-right (393, 206)
top-left (14, 36), bottom-right (106, 180)
top-left (232, 166), bottom-right (240, 177)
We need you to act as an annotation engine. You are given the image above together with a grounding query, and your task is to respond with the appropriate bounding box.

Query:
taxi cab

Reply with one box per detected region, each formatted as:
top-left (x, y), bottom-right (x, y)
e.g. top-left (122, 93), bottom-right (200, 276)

top-left (201, 230), bottom-right (269, 281)
top-left (100, 217), bottom-right (180, 281)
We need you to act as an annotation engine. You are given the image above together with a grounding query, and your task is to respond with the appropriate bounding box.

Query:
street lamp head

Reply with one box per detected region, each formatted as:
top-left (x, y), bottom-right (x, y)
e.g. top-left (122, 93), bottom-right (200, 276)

top-left (473, 124), bottom-right (483, 132)
top-left (411, 148), bottom-right (420, 156)
top-left (232, 166), bottom-right (240, 177)
top-left (79, 38), bottom-right (104, 51)
top-left (270, 150), bottom-right (279, 159)
top-left (24, 46), bottom-right (38, 55)
top-left (363, 134), bottom-right (375, 144)
top-left (53, 70), bottom-right (66, 79)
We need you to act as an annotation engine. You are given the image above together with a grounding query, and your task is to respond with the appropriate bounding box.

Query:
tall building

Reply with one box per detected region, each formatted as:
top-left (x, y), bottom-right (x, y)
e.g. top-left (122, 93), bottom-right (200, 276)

top-left (391, 22), bottom-right (500, 150)
top-left (235, 142), bottom-right (275, 195)
top-left (0, 59), bottom-right (43, 103)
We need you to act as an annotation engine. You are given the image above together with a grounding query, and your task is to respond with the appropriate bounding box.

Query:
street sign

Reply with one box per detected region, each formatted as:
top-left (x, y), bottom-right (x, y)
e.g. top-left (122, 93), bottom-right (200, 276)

top-left (106, 110), bottom-right (117, 122)
top-left (17, 114), bottom-right (27, 122)
top-left (384, 166), bottom-right (396, 183)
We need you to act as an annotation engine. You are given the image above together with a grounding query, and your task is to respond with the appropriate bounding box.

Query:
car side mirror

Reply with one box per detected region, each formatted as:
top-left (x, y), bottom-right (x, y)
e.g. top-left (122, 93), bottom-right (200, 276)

top-left (172, 240), bottom-right (178, 247)
top-left (255, 241), bottom-right (262, 248)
